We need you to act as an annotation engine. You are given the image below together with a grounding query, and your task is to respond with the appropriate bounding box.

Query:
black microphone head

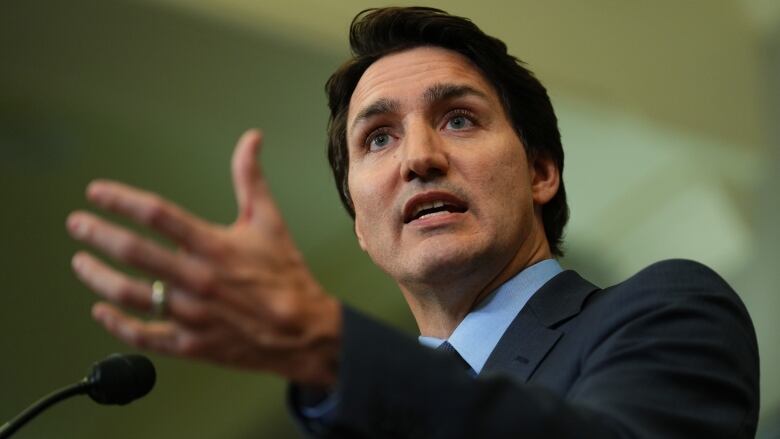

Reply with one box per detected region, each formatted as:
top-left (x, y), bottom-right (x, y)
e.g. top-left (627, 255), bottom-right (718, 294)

top-left (86, 353), bottom-right (156, 405)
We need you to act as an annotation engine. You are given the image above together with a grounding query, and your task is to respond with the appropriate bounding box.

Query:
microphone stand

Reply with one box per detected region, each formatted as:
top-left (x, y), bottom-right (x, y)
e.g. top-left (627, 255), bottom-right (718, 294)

top-left (0, 379), bottom-right (90, 438)
top-left (0, 354), bottom-right (154, 438)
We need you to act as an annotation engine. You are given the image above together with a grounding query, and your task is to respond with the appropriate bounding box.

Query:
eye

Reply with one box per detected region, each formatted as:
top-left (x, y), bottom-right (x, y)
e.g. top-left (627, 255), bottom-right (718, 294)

top-left (365, 129), bottom-right (394, 151)
top-left (444, 110), bottom-right (476, 131)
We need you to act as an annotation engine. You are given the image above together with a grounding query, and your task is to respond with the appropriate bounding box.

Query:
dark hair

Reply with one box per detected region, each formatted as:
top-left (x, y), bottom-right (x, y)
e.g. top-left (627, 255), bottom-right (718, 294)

top-left (326, 7), bottom-right (569, 256)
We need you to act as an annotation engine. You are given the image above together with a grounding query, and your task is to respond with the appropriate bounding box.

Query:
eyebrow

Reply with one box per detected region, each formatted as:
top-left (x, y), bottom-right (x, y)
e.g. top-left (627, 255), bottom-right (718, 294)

top-left (423, 83), bottom-right (489, 105)
top-left (351, 98), bottom-right (400, 131)
top-left (350, 83), bottom-right (489, 131)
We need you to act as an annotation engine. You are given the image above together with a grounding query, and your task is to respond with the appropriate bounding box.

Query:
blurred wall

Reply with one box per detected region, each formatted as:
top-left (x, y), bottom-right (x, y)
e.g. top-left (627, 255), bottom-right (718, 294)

top-left (1, 1), bottom-right (777, 437)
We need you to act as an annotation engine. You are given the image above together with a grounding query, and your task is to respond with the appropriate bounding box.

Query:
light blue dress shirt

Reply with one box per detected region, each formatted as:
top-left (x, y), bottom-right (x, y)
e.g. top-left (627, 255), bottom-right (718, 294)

top-left (419, 258), bottom-right (563, 374)
top-left (300, 258), bottom-right (563, 420)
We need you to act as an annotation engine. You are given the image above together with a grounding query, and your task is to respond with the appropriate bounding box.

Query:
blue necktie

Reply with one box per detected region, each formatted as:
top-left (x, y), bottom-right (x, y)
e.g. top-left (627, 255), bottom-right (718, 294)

top-left (437, 341), bottom-right (476, 376)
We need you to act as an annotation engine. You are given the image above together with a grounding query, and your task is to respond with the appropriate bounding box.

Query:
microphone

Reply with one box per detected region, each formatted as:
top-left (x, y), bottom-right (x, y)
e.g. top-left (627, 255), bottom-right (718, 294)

top-left (86, 353), bottom-right (156, 405)
top-left (0, 353), bottom-right (156, 438)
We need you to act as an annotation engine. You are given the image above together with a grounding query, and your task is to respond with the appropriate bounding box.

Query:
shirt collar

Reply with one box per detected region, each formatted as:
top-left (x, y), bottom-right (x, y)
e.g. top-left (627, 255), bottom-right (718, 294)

top-left (419, 258), bottom-right (563, 374)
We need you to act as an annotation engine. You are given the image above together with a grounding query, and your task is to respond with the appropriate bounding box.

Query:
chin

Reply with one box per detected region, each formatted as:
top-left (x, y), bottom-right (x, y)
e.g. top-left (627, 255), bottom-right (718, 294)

top-left (397, 240), bottom-right (493, 286)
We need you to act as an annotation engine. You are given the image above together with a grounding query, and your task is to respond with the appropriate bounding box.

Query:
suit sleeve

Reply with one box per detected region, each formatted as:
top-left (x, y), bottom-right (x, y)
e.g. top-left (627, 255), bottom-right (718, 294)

top-left (308, 260), bottom-right (759, 438)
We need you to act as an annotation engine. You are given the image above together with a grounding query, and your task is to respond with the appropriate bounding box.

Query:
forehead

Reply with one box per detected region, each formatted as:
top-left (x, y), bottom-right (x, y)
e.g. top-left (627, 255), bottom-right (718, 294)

top-left (347, 46), bottom-right (499, 123)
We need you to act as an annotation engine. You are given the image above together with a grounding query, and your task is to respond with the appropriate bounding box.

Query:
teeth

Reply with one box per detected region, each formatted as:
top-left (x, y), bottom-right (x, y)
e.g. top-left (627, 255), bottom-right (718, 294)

top-left (413, 200), bottom-right (446, 217)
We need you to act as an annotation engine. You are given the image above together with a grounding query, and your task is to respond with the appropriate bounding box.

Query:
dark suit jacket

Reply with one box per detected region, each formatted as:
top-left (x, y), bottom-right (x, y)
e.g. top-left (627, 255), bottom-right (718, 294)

top-left (300, 260), bottom-right (759, 438)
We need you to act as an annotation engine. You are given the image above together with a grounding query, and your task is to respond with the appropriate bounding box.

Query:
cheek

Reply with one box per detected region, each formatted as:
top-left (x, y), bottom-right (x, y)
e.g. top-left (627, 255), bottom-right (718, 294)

top-left (348, 154), bottom-right (400, 216)
top-left (462, 148), bottom-right (527, 198)
top-left (464, 146), bottom-right (533, 223)
top-left (353, 212), bottom-right (368, 251)
top-left (349, 171), bottom-right (380, 216)
top-left (348, 168), bottom-right (389, 248)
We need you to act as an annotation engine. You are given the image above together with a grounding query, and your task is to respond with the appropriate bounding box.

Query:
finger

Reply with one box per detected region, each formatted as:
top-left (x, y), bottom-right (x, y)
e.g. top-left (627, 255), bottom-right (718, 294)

top-left (231, 129), bottom-right (262, 222)
top-left (72, 251), bottom-right (153, 311)
top-left (72, 251), bottom-right (216, 327)
top-left (67, 211), bottom-right (213, 296)
top-left (93, 302), bottom-right (242, 361)
top-left (85, 179), bottom-right (214, 254)
top-left (92, 302), bottom-right (196, 354)
top-left (230, 129), bottom-right (285, 228)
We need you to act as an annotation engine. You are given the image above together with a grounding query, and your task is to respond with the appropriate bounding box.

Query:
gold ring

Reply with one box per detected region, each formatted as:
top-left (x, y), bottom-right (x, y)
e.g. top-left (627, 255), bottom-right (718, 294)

top-left (151, 280), bottom-right (167, 318)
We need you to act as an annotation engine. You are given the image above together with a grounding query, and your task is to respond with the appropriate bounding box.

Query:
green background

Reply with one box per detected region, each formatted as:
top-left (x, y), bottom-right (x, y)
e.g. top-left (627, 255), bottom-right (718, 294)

top-left (2, 0), bottom-right (778, 437)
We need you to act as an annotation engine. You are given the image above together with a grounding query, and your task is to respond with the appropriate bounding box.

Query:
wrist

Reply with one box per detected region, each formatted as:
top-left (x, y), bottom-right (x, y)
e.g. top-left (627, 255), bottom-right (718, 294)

top-left (297, 294), bottom-right (342, 387)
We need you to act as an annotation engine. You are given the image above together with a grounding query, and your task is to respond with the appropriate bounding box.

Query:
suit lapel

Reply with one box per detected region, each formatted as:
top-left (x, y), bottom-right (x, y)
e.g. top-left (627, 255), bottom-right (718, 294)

top-left (479, 312), bottom-right (562, 383)
top-left (480, 270), bottom-right (599, 383)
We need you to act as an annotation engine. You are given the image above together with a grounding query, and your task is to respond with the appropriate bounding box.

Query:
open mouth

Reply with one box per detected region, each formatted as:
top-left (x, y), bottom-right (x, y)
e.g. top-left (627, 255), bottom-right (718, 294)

top-left (403, 192), bottom-right (468, 224)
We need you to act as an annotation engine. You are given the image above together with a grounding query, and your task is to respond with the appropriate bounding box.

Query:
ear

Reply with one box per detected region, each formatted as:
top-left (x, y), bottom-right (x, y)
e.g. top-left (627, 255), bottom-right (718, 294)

top-left (530, 153), bottom-right (560, 206)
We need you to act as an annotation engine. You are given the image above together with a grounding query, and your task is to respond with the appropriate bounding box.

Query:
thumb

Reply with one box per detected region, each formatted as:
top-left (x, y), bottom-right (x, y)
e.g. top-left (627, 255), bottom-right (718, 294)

top-left (231, 129), bottom-right (281, 226)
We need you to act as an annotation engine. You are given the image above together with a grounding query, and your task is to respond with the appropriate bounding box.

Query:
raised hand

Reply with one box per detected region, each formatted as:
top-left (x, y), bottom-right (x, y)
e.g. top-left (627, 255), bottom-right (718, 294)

top-left (66, 130), bottom-right (341, 386)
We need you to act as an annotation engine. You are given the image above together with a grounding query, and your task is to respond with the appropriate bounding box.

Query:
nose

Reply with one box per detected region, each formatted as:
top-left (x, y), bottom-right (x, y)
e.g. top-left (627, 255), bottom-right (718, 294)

top-left (401, 123), bottom-right (449, 182)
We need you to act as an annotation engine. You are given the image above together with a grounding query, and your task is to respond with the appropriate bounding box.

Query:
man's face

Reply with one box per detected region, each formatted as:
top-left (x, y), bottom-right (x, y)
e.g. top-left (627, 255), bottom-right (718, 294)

top-left (346, 46), bottom-right (552, 291)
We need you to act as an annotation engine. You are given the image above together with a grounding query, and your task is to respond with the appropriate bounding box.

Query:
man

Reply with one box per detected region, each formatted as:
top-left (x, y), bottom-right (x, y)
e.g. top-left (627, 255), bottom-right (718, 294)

top-left (67, 7), bottom-right (759, 438)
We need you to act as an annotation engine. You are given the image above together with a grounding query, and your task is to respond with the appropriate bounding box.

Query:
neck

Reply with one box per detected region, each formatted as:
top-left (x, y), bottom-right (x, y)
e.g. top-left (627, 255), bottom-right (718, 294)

top-left (400, 236), bottom-right (552, 339)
